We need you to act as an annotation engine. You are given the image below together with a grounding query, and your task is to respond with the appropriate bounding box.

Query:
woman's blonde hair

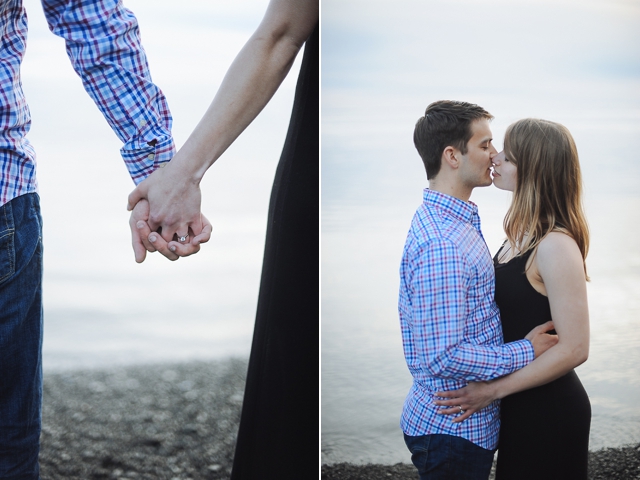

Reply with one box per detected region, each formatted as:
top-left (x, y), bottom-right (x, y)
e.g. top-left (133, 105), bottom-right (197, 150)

top-left (503, 118), bottom-right (589, 278)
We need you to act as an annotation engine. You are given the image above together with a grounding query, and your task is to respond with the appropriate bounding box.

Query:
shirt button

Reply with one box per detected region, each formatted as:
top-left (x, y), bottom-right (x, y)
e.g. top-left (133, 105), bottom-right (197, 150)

top-left (147, 154), bottom-right (155, 161)
top-left (140, 119), bottom-right (147, 127)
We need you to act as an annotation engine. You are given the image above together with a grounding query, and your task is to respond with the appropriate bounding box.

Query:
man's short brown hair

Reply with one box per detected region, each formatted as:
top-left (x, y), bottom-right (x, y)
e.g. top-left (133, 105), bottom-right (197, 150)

top-left (414, 100), bottom-right (493, 179)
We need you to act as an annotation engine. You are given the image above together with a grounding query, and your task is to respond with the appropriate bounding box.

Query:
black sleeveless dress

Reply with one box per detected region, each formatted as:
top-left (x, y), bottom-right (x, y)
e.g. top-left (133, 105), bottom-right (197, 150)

top-left (494, 248), bottom-right (591, 480)
top-left (230, 24), bottom-right (318, 479)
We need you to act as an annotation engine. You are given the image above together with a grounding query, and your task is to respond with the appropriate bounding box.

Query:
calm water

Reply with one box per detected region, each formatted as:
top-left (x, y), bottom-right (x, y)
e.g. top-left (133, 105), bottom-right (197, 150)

top-left (322, 0), bottom-right (640, 465)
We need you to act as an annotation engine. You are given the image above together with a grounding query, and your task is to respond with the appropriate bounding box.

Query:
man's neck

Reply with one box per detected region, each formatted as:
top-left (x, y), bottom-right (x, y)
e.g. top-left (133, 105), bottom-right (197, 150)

top-left (428, 178), bottom-right (472, 202)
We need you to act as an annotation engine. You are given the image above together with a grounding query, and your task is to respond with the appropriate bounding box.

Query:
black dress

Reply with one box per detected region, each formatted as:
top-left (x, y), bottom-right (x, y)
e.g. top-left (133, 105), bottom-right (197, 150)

top-left (494, 248), bottom-right (591, 480)
top-left (230, 24), bottom-right (318, 479)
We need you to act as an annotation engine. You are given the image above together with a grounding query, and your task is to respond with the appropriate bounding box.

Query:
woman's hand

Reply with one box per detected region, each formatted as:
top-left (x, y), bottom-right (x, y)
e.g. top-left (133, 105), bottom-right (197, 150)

top-left (434, 381), bottom-right (498, 423)
top-left (127, 157), bottom-right (204, 244)
top-left (129, 197), bottom-right (212, 263)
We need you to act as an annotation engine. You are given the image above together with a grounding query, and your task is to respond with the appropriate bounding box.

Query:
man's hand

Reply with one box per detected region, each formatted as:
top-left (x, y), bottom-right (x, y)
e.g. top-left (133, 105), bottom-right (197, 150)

top-left (129, 198), bottom-right (212, 263)
top-left (525, 320), bottom-right (558, 358)
top-left (130, 199), bottom-right (160, 263)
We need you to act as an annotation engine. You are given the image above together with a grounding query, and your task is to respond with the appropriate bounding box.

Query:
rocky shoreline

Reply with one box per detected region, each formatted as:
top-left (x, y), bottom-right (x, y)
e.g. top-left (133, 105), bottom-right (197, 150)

top-left (321, 445), bottom-right (640, 479)
top-left (40, 359), bottom-right (247, 479)
top-left (39, 359), bottom-right (640, 479)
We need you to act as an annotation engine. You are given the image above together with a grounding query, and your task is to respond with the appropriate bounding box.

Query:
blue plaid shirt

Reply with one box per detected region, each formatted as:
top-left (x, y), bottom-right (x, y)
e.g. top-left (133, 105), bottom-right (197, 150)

top-left (0, 0), bottom-right (175, 206)
top-left (399, 189), bottom-right (535, 450)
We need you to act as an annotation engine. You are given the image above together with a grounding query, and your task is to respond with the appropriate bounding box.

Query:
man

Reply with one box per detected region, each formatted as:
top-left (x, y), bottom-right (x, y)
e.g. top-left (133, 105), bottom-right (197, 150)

top-left (399, 100), bottom-right (556, 479)
top-left (0, 1), bottom-right (202, 477)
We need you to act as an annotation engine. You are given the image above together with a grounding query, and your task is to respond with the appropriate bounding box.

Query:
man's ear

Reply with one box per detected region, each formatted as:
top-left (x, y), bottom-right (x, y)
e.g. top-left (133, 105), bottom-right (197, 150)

top-left (442, 146), bottom-right (460, 170)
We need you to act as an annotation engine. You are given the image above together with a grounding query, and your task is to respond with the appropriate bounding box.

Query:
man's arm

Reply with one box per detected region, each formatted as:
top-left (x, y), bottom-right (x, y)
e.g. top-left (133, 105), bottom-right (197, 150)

top-left (409, 238), bottom-right (540, 382)
top-left (40, 0), bottom-right (175, 183)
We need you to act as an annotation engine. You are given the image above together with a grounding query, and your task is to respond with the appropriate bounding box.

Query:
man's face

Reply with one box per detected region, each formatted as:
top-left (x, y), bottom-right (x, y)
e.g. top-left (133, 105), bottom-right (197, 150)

top-left (458, 118), bottom-right (496, 189)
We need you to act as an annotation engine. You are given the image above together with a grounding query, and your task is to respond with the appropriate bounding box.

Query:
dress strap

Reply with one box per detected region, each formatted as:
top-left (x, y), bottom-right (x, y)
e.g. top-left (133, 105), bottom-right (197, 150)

top-left (494, 239), bottom-right (509, 264)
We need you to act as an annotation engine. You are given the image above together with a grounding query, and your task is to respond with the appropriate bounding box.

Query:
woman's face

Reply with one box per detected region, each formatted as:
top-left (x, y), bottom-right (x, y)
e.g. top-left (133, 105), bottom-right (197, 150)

top-left (491, 151), bottom-right (517, 191)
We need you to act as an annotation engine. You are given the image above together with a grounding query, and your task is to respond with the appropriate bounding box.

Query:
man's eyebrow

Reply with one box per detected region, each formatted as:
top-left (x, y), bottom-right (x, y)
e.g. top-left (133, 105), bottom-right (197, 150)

top-left (479, 137), bottom-right (493, 145)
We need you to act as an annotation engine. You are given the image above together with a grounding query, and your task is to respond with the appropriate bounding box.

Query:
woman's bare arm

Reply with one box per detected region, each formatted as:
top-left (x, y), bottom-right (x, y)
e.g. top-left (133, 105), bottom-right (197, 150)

top-left (127, 0), bottom-right (318, 260)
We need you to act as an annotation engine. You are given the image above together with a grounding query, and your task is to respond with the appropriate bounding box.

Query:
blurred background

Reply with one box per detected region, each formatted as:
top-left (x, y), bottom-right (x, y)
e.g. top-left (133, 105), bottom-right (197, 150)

top-left (322, 0), bottom-right (640, 465)
top-left (20, 0), bottom-right (302, 368)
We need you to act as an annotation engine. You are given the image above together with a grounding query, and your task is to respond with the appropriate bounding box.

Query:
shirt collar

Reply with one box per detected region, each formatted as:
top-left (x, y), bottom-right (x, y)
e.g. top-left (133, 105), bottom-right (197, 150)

top-left (423, 188), bottom-right (478, 223)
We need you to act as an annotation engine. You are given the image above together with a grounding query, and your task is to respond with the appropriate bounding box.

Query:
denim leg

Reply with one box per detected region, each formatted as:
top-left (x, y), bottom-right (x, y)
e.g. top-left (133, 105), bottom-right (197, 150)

top-left (0, 193), bottom-right (43, 480)
top-left (404, 433), bottom-right (494, 480)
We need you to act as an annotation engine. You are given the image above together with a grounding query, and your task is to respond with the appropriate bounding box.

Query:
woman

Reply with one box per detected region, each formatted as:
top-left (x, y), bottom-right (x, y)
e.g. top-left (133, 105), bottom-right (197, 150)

top-left (435, 118), bottom-right (591, 479)
top-left (127, 0), bottom-right (318, 477)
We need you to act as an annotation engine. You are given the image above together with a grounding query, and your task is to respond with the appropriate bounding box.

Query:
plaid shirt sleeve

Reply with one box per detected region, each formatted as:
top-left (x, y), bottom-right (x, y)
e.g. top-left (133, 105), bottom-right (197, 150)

top-left (408, 238), bottom-right (533, 381)
top-left (41, 0), bottom-right (175, 184)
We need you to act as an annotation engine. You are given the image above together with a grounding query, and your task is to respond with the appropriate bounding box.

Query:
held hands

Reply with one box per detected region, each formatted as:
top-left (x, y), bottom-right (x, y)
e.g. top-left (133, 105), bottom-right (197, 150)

top-left (129, 199), bottom-right (211, 262)
top-left (434, 381), bottom-right (497, 423)
top-left (127, 161), bottom-right (212, 263)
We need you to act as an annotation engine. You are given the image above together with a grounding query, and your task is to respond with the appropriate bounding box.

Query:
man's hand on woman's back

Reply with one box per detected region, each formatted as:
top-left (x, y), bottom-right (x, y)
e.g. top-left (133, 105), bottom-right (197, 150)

top-left (526, 321), bottom-right (559, 358)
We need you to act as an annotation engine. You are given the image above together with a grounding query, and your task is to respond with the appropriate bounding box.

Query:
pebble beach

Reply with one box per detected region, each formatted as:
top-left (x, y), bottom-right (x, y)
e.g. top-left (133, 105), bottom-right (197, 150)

top-left (40, 359), bottom-right (640, 479)
top-left (321, 447), bottom-right (640, 479)
top-left (40, 359), bottom-right (247, 479)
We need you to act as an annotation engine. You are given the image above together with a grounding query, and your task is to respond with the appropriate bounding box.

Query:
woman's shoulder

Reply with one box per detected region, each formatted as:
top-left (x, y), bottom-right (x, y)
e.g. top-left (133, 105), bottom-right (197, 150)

top-left (536, 231), bottom-right (582, 267)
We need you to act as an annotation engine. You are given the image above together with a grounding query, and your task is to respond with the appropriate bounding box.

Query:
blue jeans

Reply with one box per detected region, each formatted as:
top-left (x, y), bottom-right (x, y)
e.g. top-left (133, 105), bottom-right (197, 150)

top-left (0, 193), bottom-right (43, 480)
top-left (404, 433), bottom-right (494, 480)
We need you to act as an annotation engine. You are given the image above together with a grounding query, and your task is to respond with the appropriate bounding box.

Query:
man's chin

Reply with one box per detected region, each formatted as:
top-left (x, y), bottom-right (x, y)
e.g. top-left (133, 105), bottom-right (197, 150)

top-left (476, 178), bottom-right (493, 188)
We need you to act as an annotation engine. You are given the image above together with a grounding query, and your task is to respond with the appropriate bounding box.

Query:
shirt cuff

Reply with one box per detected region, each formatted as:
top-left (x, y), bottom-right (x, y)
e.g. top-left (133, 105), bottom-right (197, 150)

top-left (121, 135), bottom-right (176, 185)
top-left (502, 338), bottom-right (536, 373)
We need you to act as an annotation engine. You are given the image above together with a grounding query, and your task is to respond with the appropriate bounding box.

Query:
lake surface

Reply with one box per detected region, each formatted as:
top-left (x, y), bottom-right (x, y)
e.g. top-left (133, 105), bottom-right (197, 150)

top-left (322, 0), bottom-right (640, 465)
